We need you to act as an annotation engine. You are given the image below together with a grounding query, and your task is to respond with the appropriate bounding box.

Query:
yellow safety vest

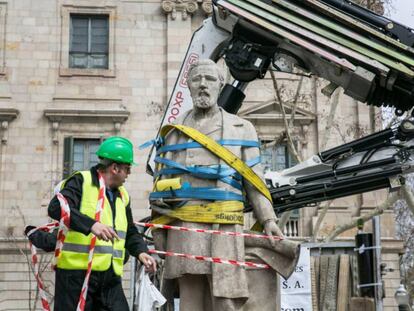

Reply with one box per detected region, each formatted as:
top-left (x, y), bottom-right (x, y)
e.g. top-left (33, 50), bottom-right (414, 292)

top-left (57, 171), bottom-right (129, 276)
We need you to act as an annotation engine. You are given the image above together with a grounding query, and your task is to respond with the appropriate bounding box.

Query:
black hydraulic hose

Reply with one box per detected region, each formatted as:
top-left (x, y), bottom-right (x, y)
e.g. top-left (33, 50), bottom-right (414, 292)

top-left (298, 167), bottom-right (401, 196)
top-left (295, 157), bottom-right (396, 184)
top-left (275, 177), bottom-right (390, 214)
top-left (360, 148), bottom-right (377, 165)
top-left (319, 0), bottom-right (393, 29)
top-left (319, 128), bottom-right (394, 162)
top-left (273, 167), bottom-right (402, 213)
top-left (271, 164), bottom-right (401, 199)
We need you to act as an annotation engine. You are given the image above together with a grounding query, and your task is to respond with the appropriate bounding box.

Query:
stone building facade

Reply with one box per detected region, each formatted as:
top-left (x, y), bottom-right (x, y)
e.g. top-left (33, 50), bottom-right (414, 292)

top-left (0, 0), bottom-right (404, 309)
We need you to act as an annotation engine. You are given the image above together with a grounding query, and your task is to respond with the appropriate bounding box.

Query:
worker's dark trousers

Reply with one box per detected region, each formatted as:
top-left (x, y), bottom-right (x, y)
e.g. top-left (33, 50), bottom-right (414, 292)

top-left (54, 267), bottom-right (129, 311)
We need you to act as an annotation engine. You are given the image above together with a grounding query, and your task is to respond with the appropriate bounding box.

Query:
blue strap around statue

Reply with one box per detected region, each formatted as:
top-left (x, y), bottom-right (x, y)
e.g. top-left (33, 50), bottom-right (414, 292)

top-left (154, 156), bottom-right (261, 191)
top-left (156, 139), bottom-right (260, 155)
top-left (149, 187), bottom-right (244, 202)
top-left (156, 167), bottom-right (243, 190)
top-left (154, 156), bottom-right (243, 190)
top-left (139, 136), bottom-right (165, 150)
top-left (155, 156), bottom-right (261, 178)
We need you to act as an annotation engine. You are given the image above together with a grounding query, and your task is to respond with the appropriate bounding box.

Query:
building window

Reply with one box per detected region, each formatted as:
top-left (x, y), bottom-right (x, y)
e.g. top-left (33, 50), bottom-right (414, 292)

top-left (69, 15), bottom-right (109, 69)
top-left (260, 141), bottom-right (298, 173)
top-left (60, 5), bottom-right (116, 77)
top-left (63, 137), bottom-right (100, 178)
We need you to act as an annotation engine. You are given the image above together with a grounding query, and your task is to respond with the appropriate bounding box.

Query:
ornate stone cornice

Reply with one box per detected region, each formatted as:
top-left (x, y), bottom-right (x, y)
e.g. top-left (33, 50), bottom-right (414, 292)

top-left (200, 0), bottom-right (212, 15)
top-left (162, 0), bottom-right (198, 20)
top-left (0, 108), bottom-right (18, 144)
top-left (0, 108), bottom-right (18, 122)
top-left (44, 109), bottom-right (129, 143)
top-left (43, 109), bottom-right (129, 123)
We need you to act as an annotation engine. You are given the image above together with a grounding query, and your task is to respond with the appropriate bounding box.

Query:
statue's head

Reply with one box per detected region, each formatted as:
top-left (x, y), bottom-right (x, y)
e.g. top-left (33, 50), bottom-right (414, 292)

top-left (187, 59), bottom-right (224, 111)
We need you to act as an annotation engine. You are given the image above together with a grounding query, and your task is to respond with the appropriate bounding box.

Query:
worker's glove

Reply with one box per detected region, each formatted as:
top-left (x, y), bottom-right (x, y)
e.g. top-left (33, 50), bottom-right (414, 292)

top-left (24, 225), bottom-right (36, 237)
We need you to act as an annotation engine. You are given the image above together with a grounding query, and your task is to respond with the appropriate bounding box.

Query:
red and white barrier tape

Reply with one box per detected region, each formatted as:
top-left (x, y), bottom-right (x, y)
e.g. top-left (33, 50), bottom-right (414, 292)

top-left (27, 193), bottom-right (71, 311)
top-left (76, 172), bottom-right (106, 311)
top-left (30, 242), bottom-right (51, 311)
top-left (53, 193), bottom-right (71, 269)
top-left (135, 222), bottom-right (284, 241)
top-left (149, 249), bottom-right (270, 269)
top-left (28, 173), bottom-right (106, 311)
top-left (28, 222), bottom-right (59, 311)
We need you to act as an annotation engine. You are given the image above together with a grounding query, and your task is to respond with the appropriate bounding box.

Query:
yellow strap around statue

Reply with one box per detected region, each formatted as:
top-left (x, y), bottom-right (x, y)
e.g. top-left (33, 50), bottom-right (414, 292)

top-left (152, 201), bottom-right (244, 225)
top-left (160, 124), bottom-right (273, 203)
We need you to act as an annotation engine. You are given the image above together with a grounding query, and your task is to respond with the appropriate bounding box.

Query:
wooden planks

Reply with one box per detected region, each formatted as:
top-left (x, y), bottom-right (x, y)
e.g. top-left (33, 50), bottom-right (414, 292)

top-left (337, 255), bottom-right (350, 311)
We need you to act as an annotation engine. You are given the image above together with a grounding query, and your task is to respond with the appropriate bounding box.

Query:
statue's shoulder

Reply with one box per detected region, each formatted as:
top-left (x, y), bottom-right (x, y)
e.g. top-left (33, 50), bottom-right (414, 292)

top-left (222, 109), bottom-right (255, 131)
top-left (173, 109), bottom-right (194, 125)
top-left (222, 109), bottom-right (258, 141)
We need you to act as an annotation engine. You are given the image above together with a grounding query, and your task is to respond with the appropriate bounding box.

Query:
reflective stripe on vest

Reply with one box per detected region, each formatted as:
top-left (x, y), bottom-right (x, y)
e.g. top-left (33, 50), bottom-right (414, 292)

top-left (57, 171), bottom-right (129, 276)
top-left (62, 243), bottom-right (124, 258)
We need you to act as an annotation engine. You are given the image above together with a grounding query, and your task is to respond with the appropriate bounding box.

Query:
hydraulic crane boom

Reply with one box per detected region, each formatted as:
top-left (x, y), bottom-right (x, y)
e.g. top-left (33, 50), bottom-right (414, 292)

top-left (213, 0), bottom-right (414, 114)
top-left (148, 0), bottom-right (414, 214)
top-left (265, 120), bottom-right (414, 215)
top-left (156, 0), bottom-right (414, 133)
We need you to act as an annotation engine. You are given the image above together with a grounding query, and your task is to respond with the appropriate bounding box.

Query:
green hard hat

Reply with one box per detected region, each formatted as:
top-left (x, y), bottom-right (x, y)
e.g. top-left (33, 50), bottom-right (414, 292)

top-left (96, 136), bottom-right (136, 165)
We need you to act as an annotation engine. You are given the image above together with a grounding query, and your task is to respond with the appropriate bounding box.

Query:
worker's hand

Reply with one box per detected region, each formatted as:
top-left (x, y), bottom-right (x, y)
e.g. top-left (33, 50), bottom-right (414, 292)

top-left (91, 222), bottom-right (119, 242)
top-left (263, 219), bottom-right (284, 238)
top-left (138, 252), bottom-right (157, 272)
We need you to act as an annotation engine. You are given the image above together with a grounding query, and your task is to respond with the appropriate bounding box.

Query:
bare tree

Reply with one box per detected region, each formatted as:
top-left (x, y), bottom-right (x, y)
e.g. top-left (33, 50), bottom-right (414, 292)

top-left (269, 70), bottom-right (303, 230)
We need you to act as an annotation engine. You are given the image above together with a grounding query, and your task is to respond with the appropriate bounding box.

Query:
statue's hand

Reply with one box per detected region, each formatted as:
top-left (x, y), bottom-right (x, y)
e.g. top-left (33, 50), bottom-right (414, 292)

top-left (263, 219), bottom-right (284, 238)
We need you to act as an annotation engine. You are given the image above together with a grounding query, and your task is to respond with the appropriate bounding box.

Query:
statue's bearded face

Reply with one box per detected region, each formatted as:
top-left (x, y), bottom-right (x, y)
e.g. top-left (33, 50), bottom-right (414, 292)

top-left (188, 64), bottom-right (222, 110)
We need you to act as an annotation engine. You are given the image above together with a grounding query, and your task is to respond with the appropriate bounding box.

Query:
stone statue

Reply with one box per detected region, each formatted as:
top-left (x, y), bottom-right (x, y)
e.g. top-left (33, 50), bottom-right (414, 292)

top-left (152, 59), bottom-right (297, 311)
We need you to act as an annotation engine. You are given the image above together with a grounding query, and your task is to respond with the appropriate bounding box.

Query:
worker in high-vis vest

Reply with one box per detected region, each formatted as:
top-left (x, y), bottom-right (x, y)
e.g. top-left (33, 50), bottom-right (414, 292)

top-left (48, 136), bottom-right (156, 311)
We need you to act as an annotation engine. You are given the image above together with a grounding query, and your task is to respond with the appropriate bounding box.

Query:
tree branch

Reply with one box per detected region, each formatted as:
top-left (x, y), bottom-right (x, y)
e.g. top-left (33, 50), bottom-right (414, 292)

top-left (289, 76), bottom-right (304, 128)
top-left (269, 71), bottom-right (303, 229)
top-left (311, 201), bottom-right (331, 242)
top-left (310, 89), bottom-right (341, 240)
top-left (270, 70), bottom-right (301, 162)
top-left (320, 89), bottom-right (340, 151)
top-left (324, 191), bottom-right (400, 242)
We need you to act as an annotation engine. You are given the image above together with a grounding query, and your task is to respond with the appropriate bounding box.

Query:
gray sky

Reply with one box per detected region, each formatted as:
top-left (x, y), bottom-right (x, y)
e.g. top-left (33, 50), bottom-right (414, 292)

top-left (388, 0), bottom-right (414, 28)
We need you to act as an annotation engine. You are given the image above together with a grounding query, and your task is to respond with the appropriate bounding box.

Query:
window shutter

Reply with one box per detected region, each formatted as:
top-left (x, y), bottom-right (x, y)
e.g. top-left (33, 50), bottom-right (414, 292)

top-left (63, 136), bottom-right (74, 178)
top-left (90, 17), bottom-right (109, 68)
top-left (70, 16), bottom-right (88, 53)
top-left (70, 16), bottom-right (89, 68)
top-left (90, 17), bottom-right (108, 53)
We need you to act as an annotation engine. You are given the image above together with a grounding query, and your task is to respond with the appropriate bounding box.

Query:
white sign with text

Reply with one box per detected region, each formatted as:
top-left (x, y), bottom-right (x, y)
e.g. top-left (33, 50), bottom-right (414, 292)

top-left (280, 246), bottom-right (312, 311)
